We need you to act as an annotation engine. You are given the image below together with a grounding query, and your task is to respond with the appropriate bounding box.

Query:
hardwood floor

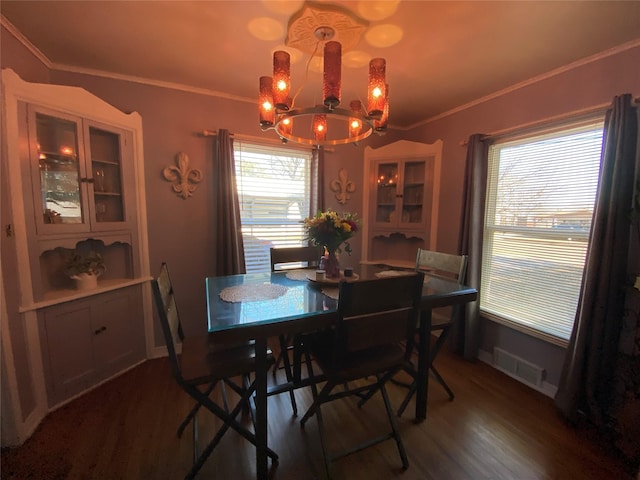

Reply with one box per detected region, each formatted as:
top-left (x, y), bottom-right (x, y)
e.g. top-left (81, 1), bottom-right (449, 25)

top-left (2, 344), bottom-right (634, 480)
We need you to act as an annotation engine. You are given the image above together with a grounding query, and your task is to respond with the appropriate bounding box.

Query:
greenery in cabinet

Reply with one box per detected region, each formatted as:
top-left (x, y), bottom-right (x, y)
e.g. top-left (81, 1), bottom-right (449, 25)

top-left (63, 251), bottom-right (106, 277)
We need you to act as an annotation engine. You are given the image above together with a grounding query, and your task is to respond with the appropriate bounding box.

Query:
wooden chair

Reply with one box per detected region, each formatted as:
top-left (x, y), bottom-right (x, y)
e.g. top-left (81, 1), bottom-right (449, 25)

top-left (151, 263), bottom-right (278, 479)
top-left (269, 245), bottom-right (322, 415)
top-left (396, 248), bottom-right (468, 417)
top-left (299, 273), bottom-right (424, 479)
top-left (270, 245), bottom-right (321, 272)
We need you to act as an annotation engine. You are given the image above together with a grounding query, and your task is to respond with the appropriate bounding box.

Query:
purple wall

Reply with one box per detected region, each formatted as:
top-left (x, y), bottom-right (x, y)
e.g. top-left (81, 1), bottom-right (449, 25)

top-left (404, 43), bottom-right (640, 387)
top-left (3, 21), bottom-right (639, 393)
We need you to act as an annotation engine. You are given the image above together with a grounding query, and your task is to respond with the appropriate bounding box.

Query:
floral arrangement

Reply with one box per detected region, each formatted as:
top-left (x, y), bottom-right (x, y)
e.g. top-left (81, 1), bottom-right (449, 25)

top-left (304, 210), bottom-right (359, 255)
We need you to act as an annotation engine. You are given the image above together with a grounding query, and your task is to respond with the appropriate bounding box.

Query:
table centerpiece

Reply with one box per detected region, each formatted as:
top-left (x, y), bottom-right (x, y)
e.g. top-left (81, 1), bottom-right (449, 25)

top-left (304, 210), bottom-right (359, 278)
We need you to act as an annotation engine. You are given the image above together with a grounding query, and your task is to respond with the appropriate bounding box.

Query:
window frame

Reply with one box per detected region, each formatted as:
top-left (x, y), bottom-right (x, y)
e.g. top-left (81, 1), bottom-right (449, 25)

top-left (480, 117), bottom-right (605, 346)
top-left (234, 140), bottom-right (314, 273)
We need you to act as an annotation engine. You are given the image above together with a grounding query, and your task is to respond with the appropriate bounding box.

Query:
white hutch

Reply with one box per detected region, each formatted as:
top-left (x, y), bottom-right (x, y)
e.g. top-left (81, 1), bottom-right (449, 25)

top-left (1, 69), bottom-right (152, 443)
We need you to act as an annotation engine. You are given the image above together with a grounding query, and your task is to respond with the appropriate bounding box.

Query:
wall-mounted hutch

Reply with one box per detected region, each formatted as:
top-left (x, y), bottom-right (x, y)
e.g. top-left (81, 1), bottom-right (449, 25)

top-left (361, 139), bottom-right (443, 267)
top-left (1, 69), bottom-right (152, 443)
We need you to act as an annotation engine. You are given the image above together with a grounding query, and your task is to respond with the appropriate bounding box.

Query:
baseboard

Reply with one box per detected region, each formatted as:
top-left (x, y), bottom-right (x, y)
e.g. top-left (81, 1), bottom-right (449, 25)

top-left (478, 349), bottom-right (557, 398)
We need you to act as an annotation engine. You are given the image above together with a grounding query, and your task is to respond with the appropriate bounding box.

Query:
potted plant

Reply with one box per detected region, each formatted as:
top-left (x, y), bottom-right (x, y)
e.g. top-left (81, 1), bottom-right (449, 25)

top-left (64, 251), bottom-right (106, 291)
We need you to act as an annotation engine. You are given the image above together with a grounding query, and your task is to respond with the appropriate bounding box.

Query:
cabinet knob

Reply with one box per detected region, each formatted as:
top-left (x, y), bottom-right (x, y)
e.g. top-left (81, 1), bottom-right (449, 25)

top-left (94, 326), bottom-right (107, 335)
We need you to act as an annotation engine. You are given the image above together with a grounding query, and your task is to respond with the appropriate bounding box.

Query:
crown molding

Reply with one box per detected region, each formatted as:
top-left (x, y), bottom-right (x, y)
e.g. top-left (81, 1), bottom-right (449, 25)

top-left (404, 38), bottom-right (640, 131)
top-left (1, 15), bottom-right (52, 68)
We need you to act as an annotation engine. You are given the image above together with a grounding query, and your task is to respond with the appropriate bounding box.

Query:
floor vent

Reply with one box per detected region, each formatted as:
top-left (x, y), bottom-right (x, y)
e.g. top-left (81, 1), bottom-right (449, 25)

top-left (493, 347), bottom-right (544, 388)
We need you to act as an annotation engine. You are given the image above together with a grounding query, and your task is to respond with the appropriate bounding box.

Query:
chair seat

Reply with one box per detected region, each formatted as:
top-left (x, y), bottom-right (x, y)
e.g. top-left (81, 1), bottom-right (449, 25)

top-left (181, 336), bottom-right (274, 385)
top-left (308, 332), bottom-right (406, 383)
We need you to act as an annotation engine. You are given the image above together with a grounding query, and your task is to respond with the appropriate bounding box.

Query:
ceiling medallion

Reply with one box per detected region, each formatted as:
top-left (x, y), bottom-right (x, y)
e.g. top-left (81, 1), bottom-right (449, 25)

top-left (285, 2), bottom-right (368, 55)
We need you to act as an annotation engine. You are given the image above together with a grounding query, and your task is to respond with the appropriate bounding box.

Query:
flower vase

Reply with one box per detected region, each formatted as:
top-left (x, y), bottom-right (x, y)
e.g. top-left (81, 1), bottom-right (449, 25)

top-left (325, 249), bottom-right (340, 278)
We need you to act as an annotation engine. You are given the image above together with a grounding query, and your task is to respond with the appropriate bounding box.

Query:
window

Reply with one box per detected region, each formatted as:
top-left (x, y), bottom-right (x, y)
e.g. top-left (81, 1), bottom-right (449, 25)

top-left (234, 141), bottom-right (313, 273)
top-left (481, 119), bottom-right (604, 343)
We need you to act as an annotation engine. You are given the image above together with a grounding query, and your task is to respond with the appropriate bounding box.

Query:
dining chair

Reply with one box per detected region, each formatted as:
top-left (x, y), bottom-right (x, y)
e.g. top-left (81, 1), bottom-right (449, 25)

top-left (269, 245), bottom-right (322, 416)
top-left (270, 245), bottom-right (321, 272)
top-left (395, 248), bottom-right (468, 417)
top-left (299, 272), bottom-right (424, 480)
top-left (151, 263), bottom-right (279, 479)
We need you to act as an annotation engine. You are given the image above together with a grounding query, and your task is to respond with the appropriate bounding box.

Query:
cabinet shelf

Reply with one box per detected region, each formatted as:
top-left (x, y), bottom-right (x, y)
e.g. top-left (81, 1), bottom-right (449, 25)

top-left (92, 158), bottom-right (120, 166)
top-left (39, 151), bottom-right (77, 163)
top-left (94, 192), bottom-right (122, 197)
top-left (20, 277), bottom-right (151, 312)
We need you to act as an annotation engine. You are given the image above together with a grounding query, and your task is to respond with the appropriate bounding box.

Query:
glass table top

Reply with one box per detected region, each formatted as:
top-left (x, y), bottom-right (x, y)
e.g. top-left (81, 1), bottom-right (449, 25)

top-left (206, 267), bottom-right (477, 333)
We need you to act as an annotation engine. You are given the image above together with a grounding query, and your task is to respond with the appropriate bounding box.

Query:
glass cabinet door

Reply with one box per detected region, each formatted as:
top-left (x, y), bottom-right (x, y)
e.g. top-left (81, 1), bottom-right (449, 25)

top-left (29, 106), bottom-right (129, 234)
top-left (375, 162), bottom-right (399, 223)
top-left (88, 126), bottom-right (124, 224)
top-left (35, 112), bottom-right (85, 227)
top-left (400, 161), bottom-right (425, 224)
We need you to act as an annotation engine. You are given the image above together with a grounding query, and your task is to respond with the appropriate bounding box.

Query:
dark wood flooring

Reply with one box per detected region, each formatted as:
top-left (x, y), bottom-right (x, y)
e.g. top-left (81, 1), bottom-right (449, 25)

top-left (1, 344), bottom-right (635, 480)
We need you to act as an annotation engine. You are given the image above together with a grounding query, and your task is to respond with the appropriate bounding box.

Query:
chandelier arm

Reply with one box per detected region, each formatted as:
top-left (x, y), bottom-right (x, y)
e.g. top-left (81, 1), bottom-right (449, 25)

top-left (290, 41), bottom-right (322, 110)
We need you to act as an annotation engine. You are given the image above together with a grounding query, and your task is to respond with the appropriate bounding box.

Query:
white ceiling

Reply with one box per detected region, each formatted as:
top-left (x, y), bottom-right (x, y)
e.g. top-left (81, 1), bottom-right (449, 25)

top-left (2, 1), bottom-right (640, 129)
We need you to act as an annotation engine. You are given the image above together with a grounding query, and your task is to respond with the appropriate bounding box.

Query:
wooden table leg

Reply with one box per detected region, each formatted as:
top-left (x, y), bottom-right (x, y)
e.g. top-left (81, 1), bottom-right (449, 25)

top-left (255, 337), bottom-right (268, 480)
top-left (415, 308), bottom-right (431, 421)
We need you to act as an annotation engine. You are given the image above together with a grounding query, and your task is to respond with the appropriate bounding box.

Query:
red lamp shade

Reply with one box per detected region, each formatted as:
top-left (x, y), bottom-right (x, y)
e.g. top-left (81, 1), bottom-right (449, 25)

top-left (349, 100), bottom-right (363, 138)
top-left (312, 114), bottom-right (327, 143)
top-left (367, 58), bottom-right (386, 117)
top-left (273, 51), bottom-right (291, 111)
top-left (374, 84), bottom-right (389, 132)
top-left (323, 41), bottom-right (341, 108)
top-left (259, 76), bottom-right (274, 127)
top-left (280, 116), bottom-right (293, 135)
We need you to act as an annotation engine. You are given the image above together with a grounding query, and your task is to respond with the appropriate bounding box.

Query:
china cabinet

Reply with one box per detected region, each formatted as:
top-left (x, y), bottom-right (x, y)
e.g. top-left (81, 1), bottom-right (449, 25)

top-left (362, 139), bottom-right (442, 267)
top-left (1, 69), bottom-right (152, 435)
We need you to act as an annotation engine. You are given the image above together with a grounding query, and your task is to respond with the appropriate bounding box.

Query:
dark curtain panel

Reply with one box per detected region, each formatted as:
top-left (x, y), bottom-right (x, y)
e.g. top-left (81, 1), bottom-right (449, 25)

top-left (555, 94), bottom-right (638, 429)
top-left (455, 134), bottom-right (489, 359)
top-left (214, 129), bottom-right (246, 275)
top-left (310, 147), bottom-right (325, 215)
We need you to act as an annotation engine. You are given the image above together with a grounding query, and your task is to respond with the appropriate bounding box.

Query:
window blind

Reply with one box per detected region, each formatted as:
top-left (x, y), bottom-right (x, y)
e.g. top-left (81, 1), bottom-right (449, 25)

top-left (234, 141), bottom-right (312, 273)
top-left (481, 120), bottom-right (604, 342)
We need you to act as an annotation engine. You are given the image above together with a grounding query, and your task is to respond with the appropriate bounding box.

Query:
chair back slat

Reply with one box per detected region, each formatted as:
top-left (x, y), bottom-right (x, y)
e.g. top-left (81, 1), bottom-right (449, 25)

top-left (335, 273), bottom-right (424, 361)
top-left (151, 263), bottom-right (184, 381)
top-left (415, 248), bottom-right (467, 282)
top-left (270, 246), bottom-right (322, 271)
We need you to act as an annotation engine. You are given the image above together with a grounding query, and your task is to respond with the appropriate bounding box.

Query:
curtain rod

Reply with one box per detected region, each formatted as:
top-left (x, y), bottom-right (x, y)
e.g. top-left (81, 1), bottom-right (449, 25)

top-left (459, 96), bottom-right (640, 146)
top-left (198, 129), bottom-right (328, 152)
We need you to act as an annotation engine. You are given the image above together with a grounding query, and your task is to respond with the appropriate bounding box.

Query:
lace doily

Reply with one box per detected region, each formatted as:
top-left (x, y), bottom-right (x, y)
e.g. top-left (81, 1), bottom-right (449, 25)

top-left (220, 284), bottom-right (288, 303)
top-left (284, 269), bottom-right (311, 281)
top-left (321, 287), bottom-right (339, 300)
top-left (374, 270), bottom-right (415, 278)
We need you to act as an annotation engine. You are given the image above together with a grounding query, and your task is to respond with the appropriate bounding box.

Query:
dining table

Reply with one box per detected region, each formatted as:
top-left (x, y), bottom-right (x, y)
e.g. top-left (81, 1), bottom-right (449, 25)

top-left (206, 264), bottom-right (478, 480)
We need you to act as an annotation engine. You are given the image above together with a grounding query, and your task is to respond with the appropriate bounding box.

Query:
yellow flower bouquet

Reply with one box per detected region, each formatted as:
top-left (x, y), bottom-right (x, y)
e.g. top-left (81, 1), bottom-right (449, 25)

top-left (304, 210), bottom-right (359, 277)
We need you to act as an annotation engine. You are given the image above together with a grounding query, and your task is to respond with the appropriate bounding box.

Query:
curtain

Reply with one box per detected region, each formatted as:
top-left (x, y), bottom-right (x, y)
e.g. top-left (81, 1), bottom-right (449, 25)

top-left (214, 129), bottom-right (246, 275)
top-left (555, 95), bottom-right (639, 431)
top-left (455, 134), bottom-right (489, 359)
top-left (310, 147), bottom-right (325, 215)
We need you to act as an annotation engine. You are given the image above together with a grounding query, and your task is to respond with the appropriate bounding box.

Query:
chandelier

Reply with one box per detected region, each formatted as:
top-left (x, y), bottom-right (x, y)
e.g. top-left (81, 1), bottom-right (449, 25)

top-left (258, 4), bottom-right (389, 147)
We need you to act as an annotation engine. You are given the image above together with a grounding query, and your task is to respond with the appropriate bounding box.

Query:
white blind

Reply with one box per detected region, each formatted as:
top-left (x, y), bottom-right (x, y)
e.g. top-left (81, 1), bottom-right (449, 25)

top-left (481, 119), bottom-right (604, 341)
top-left (234, 141), bottom-right (312, 273)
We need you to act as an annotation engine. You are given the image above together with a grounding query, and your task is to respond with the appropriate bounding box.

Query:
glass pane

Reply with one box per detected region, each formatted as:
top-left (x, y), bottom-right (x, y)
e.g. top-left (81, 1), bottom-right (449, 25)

top-left (36, 113), bottom-right (83, 224)
top-left (376, 162), bottom-right (398, 223)
top-left (481, 122), bottom-right (603, 340)
top-left (234, 143), bottom-right (312, 273)
top-left (402, 161), bottom-right (424, 223)
top-left (90, 127), bottom-right (124, 222)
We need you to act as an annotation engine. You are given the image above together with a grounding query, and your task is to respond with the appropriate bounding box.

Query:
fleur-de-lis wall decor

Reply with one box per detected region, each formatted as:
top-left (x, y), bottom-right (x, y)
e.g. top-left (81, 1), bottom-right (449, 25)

top-left (330, 168), bottom-right (356, 204)
top-left (162, 152), bottom-right (203, 199)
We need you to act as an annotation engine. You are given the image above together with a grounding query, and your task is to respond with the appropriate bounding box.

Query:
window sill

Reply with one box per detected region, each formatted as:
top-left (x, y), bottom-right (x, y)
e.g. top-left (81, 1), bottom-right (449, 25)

top-left (481, 311), bottom-right (569, 348)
